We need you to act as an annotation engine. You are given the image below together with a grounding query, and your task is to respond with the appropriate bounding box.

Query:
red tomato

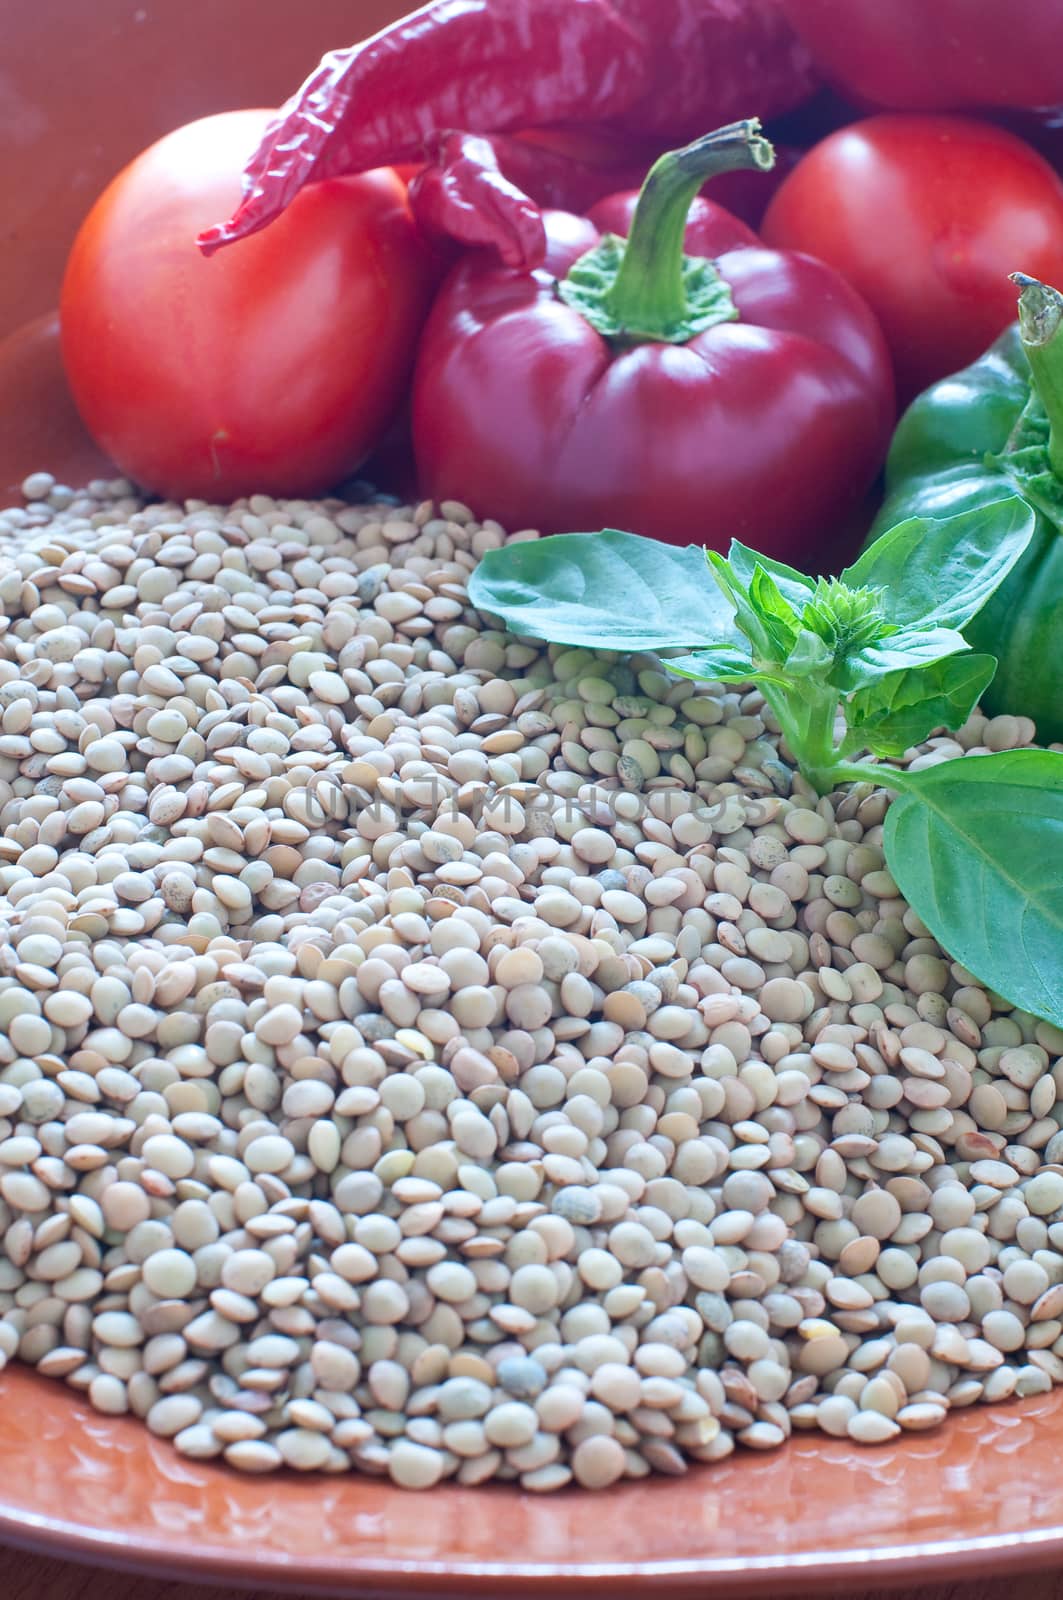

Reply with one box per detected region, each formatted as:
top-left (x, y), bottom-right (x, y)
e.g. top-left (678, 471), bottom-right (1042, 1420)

top-left (762, 114), bottom-right (1063, 400)
top-left (60, 109), bottom-right (437, 501)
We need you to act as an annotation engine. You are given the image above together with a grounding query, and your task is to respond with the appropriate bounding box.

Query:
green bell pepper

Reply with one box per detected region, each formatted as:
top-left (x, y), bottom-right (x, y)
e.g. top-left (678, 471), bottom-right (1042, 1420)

top-left (870, 273), bottom-right (1063, 743)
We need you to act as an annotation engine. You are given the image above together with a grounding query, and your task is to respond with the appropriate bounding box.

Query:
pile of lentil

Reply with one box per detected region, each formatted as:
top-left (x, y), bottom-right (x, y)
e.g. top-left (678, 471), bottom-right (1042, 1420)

top-left (0, 470), bottom-right (1061, 1492)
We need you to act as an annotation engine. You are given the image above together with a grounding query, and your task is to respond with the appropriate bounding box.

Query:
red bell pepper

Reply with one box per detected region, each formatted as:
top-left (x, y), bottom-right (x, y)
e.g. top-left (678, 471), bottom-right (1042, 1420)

top-left (197, 0), bottom-right (816, 270)
top-left (778, 0), bottom-right (1063, 113)
top-left (410, 121), bottom-right (894, 558)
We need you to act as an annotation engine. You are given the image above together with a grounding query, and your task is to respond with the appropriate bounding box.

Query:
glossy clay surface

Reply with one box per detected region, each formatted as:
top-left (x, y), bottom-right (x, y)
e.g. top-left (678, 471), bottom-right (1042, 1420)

top-left (3, 2), bottom-right (1063, 1592)
top-left (2, 1362), bottom-right (1063, 1595)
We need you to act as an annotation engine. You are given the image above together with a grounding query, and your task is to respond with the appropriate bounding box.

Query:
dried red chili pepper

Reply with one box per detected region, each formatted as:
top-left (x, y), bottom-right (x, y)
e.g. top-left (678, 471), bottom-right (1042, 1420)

top-left (459, 131), bottom-right (660, 229)
top-left (198, 0), bottom-right (815, 269)
top-left (405, 133), bottom-right (549, 267)
top-left (467, 127), bottom-right (799, 231)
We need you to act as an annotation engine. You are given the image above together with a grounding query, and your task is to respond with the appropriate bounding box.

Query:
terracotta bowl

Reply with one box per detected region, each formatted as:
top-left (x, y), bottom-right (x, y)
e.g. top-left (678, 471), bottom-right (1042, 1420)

top-left (4, 3), bottom-right (1063, 1593)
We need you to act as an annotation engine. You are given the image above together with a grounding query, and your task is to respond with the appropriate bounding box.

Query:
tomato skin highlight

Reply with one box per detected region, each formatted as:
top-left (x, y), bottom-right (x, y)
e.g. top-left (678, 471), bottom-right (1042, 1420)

top-left (761, 114), bottom-right (1063, 402)
top-left (60, 109), bottom-right (436, 501)
top-left (777, 0), bottom-right (1063, 114)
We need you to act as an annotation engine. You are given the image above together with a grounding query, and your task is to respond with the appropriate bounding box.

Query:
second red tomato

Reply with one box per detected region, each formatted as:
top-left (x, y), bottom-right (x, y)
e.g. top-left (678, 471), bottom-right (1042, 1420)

top-left (762, 113), bottom-right (1063, 400)
top-left (61, 110), bottom-right (437, 502)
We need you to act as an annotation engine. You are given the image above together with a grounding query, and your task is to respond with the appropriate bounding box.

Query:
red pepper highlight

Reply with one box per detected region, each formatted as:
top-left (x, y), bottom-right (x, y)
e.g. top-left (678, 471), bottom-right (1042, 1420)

top-left (198, 0), bottom-right (815, 269)
top-left (410, 121), bottom-right (894, 558)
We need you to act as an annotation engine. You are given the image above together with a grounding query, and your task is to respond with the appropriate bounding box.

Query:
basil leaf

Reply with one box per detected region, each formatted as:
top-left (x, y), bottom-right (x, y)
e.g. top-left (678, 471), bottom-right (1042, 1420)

top-left (705, 549), bottom-right (772, 657)
top-left (848, 654), bottom-right (997, 758)
top-left (832, 626), bottom-right (971, 691)
top-left (883, 750), bottom-right (1063, 1029)
top-left (725, 541), bottom-right (816, 610)
top-left (749, 565), bottom-right (801, 657)
top-left (842, 497), bottom-right (1036, 631)
top-left (662, 647), bottom-right (758, 685)
top-left (783, 629), bottom-right (833, 679)
top-left (469, 529), bottom-right (740, 651)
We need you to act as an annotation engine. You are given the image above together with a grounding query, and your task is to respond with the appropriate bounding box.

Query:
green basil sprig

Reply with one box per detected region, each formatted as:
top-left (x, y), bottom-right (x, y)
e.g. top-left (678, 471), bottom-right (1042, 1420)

top-left (470, 498), bottom-right (1063, 1029)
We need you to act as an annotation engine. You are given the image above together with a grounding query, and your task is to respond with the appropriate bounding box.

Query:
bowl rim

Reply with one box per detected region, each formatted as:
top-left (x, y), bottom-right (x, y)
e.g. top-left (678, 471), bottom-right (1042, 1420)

top-left (3, 1498), bottom-right (1063, 1596)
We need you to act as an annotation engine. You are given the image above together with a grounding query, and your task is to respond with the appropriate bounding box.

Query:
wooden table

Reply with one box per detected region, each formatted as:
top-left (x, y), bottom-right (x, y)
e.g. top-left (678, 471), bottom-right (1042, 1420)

top-left (3, 1547), bottom-right (1063, 1600)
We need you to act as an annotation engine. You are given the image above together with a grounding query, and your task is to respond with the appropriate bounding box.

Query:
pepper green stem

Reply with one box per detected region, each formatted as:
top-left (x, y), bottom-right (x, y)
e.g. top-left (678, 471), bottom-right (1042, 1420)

top-left (606, 120), bottom-right (774, 339)
top-left (557, 119), bottom-right (775, 344)
top-left (1011, 272), bottom-right (1063, 480)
